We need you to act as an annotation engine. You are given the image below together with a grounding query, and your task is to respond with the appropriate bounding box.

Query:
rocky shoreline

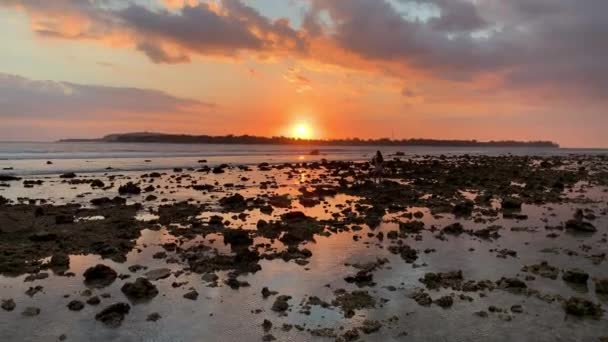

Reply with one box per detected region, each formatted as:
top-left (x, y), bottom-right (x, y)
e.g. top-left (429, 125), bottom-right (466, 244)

top-left (1, 154), bottom-right (607, 341)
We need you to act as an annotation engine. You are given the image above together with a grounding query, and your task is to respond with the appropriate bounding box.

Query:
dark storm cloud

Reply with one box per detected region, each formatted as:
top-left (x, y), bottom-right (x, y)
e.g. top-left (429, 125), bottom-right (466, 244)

top-left (0, 73), bottom-right (213, 119)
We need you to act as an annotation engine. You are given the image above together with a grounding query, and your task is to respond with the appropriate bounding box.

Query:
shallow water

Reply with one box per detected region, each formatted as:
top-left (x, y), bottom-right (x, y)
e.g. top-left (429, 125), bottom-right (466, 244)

top-left (1, 161), bottom-right (608, 341)
top-left (2, 142), bottom-right (607, 175)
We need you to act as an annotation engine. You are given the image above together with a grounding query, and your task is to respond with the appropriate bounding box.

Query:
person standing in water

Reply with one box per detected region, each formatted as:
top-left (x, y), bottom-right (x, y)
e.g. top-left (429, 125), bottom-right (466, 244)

top-left (371, 150), bottom-right (384, 183)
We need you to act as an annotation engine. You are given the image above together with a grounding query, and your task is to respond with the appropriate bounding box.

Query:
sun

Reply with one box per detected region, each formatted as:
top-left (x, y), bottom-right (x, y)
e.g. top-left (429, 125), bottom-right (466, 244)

top-left (291, 122), bottom-right (313, 139)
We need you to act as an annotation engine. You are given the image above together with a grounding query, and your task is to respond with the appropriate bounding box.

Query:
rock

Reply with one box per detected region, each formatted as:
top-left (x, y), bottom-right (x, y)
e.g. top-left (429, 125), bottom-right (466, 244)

top-left (360, 320), bottom-right (382, 334)
top-left (410, 290), bottom-right (432, 306)
top-left (344, 270), bottom-right (374, 286)
top-left (219, 193), bottom-right (247, 211)
top-left (262, 287), bottom-right (278, 298)
top-left (565, 219), bottom-right (596, 232)
top-left (223, 229), bottom-right (253, 247)
top-left (262, 319), bottom-right (273, 332)
top-left (510, 305), bottom-right (524, 313)
top-left (332, 290), bottom-right (376, 318)
top-left (0, 175), bottom-right (21, 181)
top-left (435, 296), bottom-right (454, 308)
top-left (90, 179), bottom-right (105, 188)
top-left (59, 173), bottom-right (77, 179)
top-left (95, 303), bottom-right (131, 328)
top-left (496, 277), bottom-right (528, 292)
top-left (25, 286), bottom-right (43, 297)
top-left (183, 290), bottom-right (199, 300)
top-left (474, 310), bottom-right (488, 318)
top-left (521, 261), bottom-right (559, 280)
top-left (83, 265), bottom-right (118, 288)
top-left (147, 312), bottom-right (161, 322)
top-left (338, 329), bottom-right (360, 342)
top-left (399, 221), bottom-right (425, 233)
top-left (442, 222), bottom-right (464, 235)
top-left (121, 278), bottom-right (159, 301)
top-left (420, 271), bottom-right (463, 290)
top-left (595, 279), bottom-right (608, 295)
top-left (502, 197), bottom-right (523, 211)
top-left (90, 196), bottom-right (126, 206)
top-left (271, 295), bottom-right (292, 312)
top-left (67, 300), bottom-right (85, 311)
top-left (145, 268), bottom-right (172, 281)
top-left (262, 334), bottom-right (276, 341)
top-left (49, 253), bottom-right (70, 272)
top-left (86, 296), bottom-right (101, 306)
top-left (562, 269), bottom-right (589, 284)
top-left (563, 297), bottom-right (603, 318)
top-left (22, 307), bottom-right (40, 317)
top-left (118, 182), bottom-right (141, 195)
top-left (1, 299), bottom-right (16, 311)
top-left (452, 200), bottom-right (474, 216)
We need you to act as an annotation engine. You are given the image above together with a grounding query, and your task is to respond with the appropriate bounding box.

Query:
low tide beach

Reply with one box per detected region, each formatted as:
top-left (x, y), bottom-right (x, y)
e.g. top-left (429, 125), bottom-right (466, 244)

top-left (1, 144), bottom-right (608, 341)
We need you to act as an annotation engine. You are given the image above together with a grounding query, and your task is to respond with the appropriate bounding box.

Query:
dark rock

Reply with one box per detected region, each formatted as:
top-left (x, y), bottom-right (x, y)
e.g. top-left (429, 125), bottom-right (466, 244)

top-left (262, 287), bottom-right (278, 298)
top-left (121, 278), bottom-right (159, 301)
top-left (118, 182), bottom-right (141, 195)
top-left (59, 173), bottom-right (77, 179)
top-left (565, 219), bottom-right (596, 232)
top-left (563, 297), bottom-right (603, 318)
top-left (1, 299), bottom-right (16, 311)
top-left (67, 300), bottom-right (85, 311)
top-left (453, 200), bottom-right (474, 216)
top-left (183, 290), bottom-right (199, 300)
top-left (147, 312), bottom-right (161, 322)
top-left (502, 197), bottom-right (522, 211)
top-left (521, 261), bottom-right (559, 280)
top-left (0, 175), bottom-right (21, 181)
top-left (262, 319), bottom-right (273, 332)
top-left (442, 222), bottom-right (464, 235)
top-left (435, 296), bottom-right (454, 308)
top-left (360, 320), bottom-right (382, 334)
top-left (95, 303), bottom-right (131, 328)
top-left (562, 269), bottom-right (589, 284)
top-left (86, 296), bottom-right (101, 306)
top-left (219, 193), bottom-right (246, 211)
top-left (90, 179), bottom-right (105, 188)
top-left (595, 279), bottom-right (608, 295)
top-left (223, 229), bottom-right (253, 247)
top-left (271, 295), bottom-right (292, 312)
top-left (83, 265), bottom-right (118, 288)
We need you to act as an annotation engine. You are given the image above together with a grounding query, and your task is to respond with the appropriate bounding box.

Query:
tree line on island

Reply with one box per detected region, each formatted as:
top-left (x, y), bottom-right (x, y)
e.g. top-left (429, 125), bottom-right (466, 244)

top-left (60, 132), bottom-right (559, 148)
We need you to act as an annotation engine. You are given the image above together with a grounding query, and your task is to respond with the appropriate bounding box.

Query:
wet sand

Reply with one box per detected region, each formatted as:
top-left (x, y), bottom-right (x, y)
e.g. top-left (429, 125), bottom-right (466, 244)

top-left (1, 155), bottom-right (607, 341)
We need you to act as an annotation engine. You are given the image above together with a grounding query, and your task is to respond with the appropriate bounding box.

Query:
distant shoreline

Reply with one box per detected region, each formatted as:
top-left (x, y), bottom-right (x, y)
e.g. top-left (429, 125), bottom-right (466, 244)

top-left (59, 132), bottom-right (560, 148)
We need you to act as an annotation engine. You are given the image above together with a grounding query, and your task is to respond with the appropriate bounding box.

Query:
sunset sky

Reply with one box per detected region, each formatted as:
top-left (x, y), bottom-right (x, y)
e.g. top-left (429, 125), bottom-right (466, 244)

top-left (1, 0), bottom-right (606, 147)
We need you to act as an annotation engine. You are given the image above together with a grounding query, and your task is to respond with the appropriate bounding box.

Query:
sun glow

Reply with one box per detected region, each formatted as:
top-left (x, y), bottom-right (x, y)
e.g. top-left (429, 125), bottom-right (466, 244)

top-left (291, 122), bottom-right (313, 140)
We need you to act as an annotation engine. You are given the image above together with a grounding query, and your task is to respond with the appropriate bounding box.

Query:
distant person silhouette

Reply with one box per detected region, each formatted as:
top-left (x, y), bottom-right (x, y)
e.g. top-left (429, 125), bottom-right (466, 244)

top-left (371, 150), bottom-right (384, 183)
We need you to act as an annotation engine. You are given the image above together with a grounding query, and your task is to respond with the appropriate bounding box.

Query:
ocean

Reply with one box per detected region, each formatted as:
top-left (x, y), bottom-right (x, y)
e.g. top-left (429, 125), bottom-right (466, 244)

top-left (0, 141), bottom-right (606, 176)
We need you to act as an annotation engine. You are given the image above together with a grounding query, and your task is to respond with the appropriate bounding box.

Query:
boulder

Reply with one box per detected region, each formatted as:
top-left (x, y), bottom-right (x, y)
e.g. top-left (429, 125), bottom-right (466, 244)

top-left (83, 264), bottom-right (118, 288)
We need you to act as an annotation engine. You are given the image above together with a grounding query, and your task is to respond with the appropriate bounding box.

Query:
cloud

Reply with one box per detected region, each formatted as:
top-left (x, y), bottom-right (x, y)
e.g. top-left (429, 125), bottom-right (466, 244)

top-left (0, 72), bottom-right (214, 120)
top-left (3, 0), bottom-right (608, 100)
top-left (1, 0), bottom-right (307, 64)
top-left (303, 0), bottom-right (608, 98)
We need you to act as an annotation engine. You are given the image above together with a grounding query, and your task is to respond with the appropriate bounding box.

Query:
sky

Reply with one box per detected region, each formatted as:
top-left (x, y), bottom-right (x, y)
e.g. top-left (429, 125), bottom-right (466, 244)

top-left (0, 0), bottom-right (606, 147)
